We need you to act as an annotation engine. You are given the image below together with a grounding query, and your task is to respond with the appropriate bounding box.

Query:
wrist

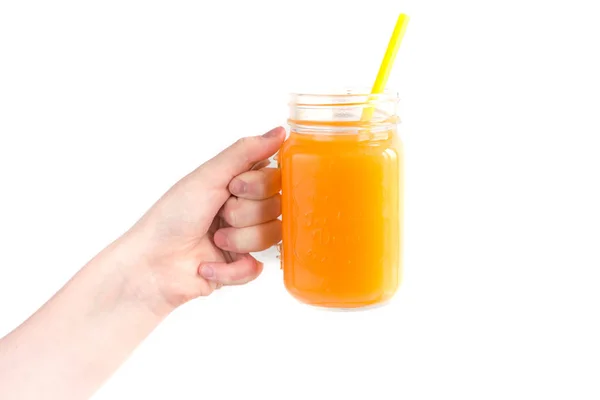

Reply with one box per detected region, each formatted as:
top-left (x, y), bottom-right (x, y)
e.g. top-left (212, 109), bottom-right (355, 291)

top-left (97, 230), bottom-right (178, 319)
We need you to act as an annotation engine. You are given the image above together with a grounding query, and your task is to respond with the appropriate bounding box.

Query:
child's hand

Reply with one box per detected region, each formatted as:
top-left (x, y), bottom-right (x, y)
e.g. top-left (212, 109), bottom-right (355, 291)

top-left (124, 127), bottom-right (285, 313)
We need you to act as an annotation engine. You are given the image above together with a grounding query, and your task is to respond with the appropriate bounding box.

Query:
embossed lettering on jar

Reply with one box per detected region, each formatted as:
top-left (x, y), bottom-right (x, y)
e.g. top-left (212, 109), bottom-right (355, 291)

top-left (280, 90), bottom-right (403, 308)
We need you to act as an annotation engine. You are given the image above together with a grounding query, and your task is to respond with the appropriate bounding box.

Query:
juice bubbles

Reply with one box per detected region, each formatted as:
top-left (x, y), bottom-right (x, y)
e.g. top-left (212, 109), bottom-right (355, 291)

top-left (280, 91), bottom-right (403, 308)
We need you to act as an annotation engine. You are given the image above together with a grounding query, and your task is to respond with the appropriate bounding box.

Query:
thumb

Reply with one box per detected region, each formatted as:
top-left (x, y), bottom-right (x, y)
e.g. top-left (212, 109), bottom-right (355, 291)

top-left (198, 254), bottom-right (263, 286)
top-left (203, 126), bottom-right (285, 186)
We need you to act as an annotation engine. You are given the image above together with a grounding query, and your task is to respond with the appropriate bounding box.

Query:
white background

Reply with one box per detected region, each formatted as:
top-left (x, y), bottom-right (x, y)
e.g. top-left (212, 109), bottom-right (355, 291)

top-left (1, 0), bottom-right (599, 399)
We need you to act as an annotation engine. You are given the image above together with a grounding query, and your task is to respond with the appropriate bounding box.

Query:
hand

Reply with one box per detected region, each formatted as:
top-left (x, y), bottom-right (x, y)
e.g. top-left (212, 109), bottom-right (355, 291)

top-left (123, 127), bottom-right (286, 313)
top-left (0, 127), bottom-right (286, 399)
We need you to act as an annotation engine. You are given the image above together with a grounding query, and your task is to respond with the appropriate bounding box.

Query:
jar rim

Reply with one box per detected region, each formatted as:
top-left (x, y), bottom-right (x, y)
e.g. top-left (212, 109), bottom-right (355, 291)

top-left (290, 88), bottom-right (399, 106)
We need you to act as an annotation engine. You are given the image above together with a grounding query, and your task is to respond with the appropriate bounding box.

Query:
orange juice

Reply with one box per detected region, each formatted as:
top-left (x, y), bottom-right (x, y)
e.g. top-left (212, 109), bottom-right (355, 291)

top-left (281, 91), bottom-right (403, 308)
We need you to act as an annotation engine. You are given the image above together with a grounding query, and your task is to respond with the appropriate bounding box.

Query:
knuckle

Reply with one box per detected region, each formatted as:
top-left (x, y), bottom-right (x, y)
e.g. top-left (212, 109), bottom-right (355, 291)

top-left (232, 137), bottom-right (256, 165)
top-left (235, 136), bottom-right (250, 147)
top-left (235, 136), bottom-right (257, 151)
top-left (256, 181), bottom-right (268, 197)
top-left (254, 170), bottom-right (272, 196)
top-left (226, 209), bottom-right (238, 227)
top-left (223, 198), bottom-right (239, 226)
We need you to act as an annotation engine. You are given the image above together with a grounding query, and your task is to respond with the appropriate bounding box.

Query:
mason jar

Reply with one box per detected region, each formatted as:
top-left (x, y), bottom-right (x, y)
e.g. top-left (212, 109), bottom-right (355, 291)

top-left (279, 89), bottom-right (403, 309)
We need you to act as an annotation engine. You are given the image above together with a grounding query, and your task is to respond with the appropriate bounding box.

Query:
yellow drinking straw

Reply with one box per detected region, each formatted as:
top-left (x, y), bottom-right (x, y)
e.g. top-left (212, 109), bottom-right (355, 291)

top-left (362, 13), bottom-right (410, 121)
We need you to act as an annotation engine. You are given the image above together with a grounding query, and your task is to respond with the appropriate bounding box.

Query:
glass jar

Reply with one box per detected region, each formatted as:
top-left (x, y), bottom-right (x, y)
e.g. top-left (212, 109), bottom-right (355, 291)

top-left (280, 89), bottom-right (403, 309)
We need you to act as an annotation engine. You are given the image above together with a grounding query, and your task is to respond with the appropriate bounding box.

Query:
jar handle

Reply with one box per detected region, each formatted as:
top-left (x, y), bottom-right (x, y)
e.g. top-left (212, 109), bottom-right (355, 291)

top-left (249, 148), bottom-right (283, 269)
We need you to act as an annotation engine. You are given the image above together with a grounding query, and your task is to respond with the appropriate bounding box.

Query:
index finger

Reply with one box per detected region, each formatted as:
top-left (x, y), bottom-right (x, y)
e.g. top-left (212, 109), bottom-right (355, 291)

top-left (202, 127), bottom-right (285, 186)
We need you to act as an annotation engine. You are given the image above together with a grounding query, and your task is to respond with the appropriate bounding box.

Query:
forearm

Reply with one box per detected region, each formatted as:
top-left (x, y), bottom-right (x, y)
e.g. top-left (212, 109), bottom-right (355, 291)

top-left (0, 232), bottom-right (171, 400)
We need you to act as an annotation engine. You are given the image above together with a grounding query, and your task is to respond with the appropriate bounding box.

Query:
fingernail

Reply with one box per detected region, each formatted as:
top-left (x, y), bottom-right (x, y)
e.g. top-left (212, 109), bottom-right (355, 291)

top-left (262, 127), bottom-right (282, 138)
top-left (200, 265), bottom-right (214, 279)
top-left (230, 179), bottom-right (247, 194)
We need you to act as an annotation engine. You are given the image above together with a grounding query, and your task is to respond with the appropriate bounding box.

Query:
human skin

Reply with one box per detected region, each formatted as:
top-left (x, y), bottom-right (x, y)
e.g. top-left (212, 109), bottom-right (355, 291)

top-left (0, 126), bottom-right (286, 400)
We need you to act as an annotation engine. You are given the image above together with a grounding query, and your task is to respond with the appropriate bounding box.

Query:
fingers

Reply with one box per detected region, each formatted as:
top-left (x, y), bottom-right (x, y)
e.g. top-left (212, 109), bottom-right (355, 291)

top-left (198, 254), bottom-right (263, 285)
top-left (229, 168), bottom-right (281, 200)
top-left (220, 194), bottom-right (281, 228)
top-left (213, 220), bottom-right (282, 253)
top-left (204, 127), bottom-right (286, 186)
